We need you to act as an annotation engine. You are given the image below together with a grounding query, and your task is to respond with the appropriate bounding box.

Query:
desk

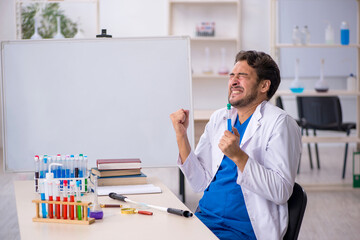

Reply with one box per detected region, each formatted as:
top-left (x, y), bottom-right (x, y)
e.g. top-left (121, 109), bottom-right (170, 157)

top-left (14, 177), bottom-right (218, 240)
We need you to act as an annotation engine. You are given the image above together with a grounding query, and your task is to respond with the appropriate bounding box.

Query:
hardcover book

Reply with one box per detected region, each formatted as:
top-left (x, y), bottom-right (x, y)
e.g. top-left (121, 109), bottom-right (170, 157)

top-left (90, 172), bottom-right (147, 186)
top-left (91, 168), bottom-right (141, 177)
top-left (96, 158), bottom-right (141, 170)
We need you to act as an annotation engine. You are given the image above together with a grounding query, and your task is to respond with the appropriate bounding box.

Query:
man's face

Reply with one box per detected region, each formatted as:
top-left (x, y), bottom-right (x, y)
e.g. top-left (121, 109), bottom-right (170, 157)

top-left (228, 60), bottom-right (261, 108)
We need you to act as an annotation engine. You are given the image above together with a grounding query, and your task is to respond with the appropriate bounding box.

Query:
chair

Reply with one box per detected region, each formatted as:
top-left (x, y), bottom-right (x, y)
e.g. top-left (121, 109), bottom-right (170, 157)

top-left (284, 182), bottom-right (307, 240)
top-left (296, 96), bottom-right (356, 179)
top-left (275, 96), bottom-right (312, 173)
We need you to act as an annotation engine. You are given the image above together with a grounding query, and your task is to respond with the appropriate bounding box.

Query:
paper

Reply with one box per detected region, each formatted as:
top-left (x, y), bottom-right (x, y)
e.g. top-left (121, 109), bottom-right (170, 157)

top-left (97, 184), bottom-right (162, 196)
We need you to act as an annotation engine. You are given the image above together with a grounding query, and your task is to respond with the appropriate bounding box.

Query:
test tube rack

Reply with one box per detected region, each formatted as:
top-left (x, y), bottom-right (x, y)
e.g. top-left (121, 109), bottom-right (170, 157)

top-left (35, 178), bottom-right (88, 193)
top-left (32, 199), bottom-right (95, 225)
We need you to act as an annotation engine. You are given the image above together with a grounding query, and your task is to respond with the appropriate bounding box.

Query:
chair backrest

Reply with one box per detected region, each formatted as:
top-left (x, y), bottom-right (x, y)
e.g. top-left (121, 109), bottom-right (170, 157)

top-left (275, 96), bottom-right (284, 110)
top-left (296, 96), bottom-right (343, 129)
top-left (284, 182), bottom-right (307, 240)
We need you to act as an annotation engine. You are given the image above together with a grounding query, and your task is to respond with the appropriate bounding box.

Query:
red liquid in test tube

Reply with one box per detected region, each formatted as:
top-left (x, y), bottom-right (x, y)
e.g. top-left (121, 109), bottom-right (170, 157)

top-left (70, 181), bottom-right (75, 220)
top-left (48, 181), bottom-right (53, 219)
top-left (62, 180), bottom-right (68, 219)
top-left (55, 180), bottom-right (61, 219)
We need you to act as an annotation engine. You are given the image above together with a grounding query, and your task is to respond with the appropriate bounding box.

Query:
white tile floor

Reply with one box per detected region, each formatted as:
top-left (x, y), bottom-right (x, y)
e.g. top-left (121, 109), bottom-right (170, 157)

top-left (1, 143), bottom-right (360, 239)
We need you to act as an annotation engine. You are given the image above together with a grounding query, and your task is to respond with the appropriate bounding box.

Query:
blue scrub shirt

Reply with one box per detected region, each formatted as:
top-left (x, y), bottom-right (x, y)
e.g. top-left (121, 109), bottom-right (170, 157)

top-left (196, 114), bottom-right (256, 240)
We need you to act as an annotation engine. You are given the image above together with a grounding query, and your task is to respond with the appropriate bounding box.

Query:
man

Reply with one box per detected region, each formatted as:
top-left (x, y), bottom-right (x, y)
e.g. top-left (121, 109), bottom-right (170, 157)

top-left (170, 50), bottom-right (302, 240)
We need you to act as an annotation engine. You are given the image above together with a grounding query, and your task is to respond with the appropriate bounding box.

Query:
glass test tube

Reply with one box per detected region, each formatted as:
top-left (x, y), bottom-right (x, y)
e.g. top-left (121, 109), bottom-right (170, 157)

top-left (34, 156), bottom-right (40, 191)
top-left (62, 180), bottom-right (68, 219)
top-left (47, 180), bottom-right (54, 219)
top-left (55, 180), bottom-right (61, 219)
top-left (40, 181), bottom-right (47, 218)
top-left (76, 181), bottom-right (82, 220)
top-left (70, 181), bottom-right (75, 220)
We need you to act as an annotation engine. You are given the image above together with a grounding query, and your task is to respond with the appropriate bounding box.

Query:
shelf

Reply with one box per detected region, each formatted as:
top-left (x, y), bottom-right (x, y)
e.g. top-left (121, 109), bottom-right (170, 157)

top-left (302, 136), bottom-right (360, 143)
top-left (275, 90), bottom-right (360, 96)
top-left (191, 37), bottom-right (238, 42)
top-left (194, 110), bottom-right (215, 120)
top-left (192, 74), bottom-right (229, 79)
top-left (17, 0), bottom-right (97, 2)
top-left (275, 43), bottom-right (360, 48)
top-left (169, 0), bottom-right (238, 4)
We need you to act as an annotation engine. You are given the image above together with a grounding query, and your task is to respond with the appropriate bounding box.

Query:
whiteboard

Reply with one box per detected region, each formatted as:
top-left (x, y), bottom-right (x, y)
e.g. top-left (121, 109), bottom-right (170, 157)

top-left (1, 37), bottom-right (194, 172)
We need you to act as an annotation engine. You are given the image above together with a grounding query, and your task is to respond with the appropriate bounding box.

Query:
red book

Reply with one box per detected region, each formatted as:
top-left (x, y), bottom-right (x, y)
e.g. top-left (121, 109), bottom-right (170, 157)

top-left (96, 158), bottom-right (141, 170)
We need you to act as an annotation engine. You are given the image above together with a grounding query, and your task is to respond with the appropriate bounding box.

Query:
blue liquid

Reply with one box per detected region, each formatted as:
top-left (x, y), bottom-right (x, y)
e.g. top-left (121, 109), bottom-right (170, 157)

top-left (227, 119), bottom-right (232, 131)
top-left (341, 29), bottom-right (349, 45)
top-left (65, 169), bottom-right (70, 178)
top-left (290, 87), bottom-right (304, 93)
top-left (41, 193), bottom-right (47, 218)
top-left (57, 168), bottom-right (61, 178)
top-left (61, 169), bottom-right (66, 178)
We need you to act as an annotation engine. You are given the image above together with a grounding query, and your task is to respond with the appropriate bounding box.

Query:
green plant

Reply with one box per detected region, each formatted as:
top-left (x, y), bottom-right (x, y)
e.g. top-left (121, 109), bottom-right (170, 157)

top-left (21, 3), bottom-right (78, 39)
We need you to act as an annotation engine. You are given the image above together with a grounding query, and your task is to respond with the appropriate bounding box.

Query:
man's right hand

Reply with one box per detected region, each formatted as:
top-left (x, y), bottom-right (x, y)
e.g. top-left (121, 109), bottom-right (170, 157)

top-left (170, 109), bottom-right (189, 138)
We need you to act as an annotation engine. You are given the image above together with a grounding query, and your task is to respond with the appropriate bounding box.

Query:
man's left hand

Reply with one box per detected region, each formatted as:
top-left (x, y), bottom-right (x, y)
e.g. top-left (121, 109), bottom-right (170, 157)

top-left (218, 127), bottom-right (248, 172)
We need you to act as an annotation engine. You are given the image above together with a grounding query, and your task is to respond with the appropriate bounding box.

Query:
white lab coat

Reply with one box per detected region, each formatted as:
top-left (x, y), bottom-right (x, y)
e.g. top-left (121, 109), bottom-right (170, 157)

top-left (178, 101), bottom-right (302, 240)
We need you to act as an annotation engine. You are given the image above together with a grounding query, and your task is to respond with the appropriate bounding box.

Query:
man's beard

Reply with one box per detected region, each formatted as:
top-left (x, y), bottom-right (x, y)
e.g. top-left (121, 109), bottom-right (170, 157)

top-left (229, 84), bottom-right (259, 108)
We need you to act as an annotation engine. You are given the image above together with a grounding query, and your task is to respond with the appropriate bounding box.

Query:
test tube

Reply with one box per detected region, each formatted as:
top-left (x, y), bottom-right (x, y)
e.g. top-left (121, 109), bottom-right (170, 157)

top-left (40, 181), bottom-right (47, 218)
top-left (69, 181), bottom-right (75, 220)
top-left (47, 180), bottom-right (54, 219)
top-left (48, 156), bottom-right (53, 176)
top-left (61, 155), bottom-right (66, 178)
top-left (56, 154), bottom-right (61, 179)
top-left (65, 155), bottom-right (70, 178)
top-left (62, 180), bottom-right (68, 219)
top-left (78, 154), bottom-right (84, 178)
top-left (55, 180), bottom-right (61, 219)
top-left (70, 155), bottom-right (75, 178)
top-left (34, 155), bottom-right (40, 192)
top-left (39, 155), bottom-right (44, 178)
top-left (74, 155), bottom-right (79, 178)
top-left (76, 181), bottom-right (82, 220)
top-left (84, 156), bottom-right (88, 191)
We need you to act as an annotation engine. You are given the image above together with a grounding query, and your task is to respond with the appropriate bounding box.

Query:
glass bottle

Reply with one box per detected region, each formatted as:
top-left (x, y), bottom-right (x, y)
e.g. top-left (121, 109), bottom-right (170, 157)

top-left (340, 21), bottom-right (350, 45)
top-left (30, 15), bottom-right (42, 40)
top-left (290, 58), bottom-right (304, 93)
top-left (315, 59), bottom-right (329, 92)
top-left (301, 25), bottom-right (310, 45)
top-left (325, 23), bottom-right (334, 44)
top-left (292, 26), bottom-right (301, 45)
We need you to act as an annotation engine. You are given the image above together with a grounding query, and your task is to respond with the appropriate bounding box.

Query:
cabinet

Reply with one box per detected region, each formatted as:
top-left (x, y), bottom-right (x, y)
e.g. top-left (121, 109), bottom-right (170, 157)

top-left (270, 0), bottom-right (360, 145)
top-left (15, 0), bottom-right (99, 39)
top-left (168, 0), bottom-right (241, 120)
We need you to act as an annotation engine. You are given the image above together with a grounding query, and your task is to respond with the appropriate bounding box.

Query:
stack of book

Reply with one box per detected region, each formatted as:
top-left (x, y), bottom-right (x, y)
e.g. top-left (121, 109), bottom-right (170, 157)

top-left (90, 158), bottom-right (147, 186)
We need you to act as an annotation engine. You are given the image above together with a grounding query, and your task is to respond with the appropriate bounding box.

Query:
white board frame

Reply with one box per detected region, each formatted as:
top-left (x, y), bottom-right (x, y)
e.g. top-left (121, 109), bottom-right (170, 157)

top-left (1, 36), bottom-right (194, 172)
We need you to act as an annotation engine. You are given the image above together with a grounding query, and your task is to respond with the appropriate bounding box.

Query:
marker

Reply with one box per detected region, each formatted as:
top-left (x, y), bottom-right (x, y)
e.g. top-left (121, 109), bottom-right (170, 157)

top-left (109, 193), bottom-right (193, 218)
top-left (227, 103), bottom-right (232, 131)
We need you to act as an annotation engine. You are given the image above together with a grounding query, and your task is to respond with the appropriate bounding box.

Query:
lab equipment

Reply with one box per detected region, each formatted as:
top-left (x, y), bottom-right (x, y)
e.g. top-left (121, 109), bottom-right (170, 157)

top-left (76, 181), bottom-right (82, 220)
top-left (292, 26), bottom-right (301, 45)
top-left (40, 181), bottom-right (47, 218)
top-left (63, 180), bottom-right (68, 219)
top-left (34, 156), bottom-right (40, 191)
top-left (340, 21), bottom-right (350, 45)
top-left (315, 59), bottom-right (329, 92)
top-left (347, 73), bottom-right (357, 91)
top-left (290, 58), bottom-right (304, 93)
top-left (301, 26), bottom-right (310, 45)
top-left (202, 47), bottom-right (213, 74)
top-left (55, 180), bottom-right (61, 219)
top-left (325, 23), bottom-right (334, 44)
top-left (227, 103), bottom-right (232, 131)
top-left (109, 193), bottom-right (193, 218)
top-left (70, 181), bottom-right (75, 220)
top-left (218, 48), bottom-right (229, 75)
top-left (89, 177), bottom-right (103, 219)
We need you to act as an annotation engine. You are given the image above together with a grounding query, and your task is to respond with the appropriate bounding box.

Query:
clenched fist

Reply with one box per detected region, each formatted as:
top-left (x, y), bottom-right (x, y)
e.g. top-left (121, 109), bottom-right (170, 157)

top-left (170, 109), bottom-right (189, 138)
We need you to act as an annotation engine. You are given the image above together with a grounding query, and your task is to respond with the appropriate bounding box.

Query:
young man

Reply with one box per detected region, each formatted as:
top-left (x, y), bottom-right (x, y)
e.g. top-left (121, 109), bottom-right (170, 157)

top-left (170, 50), bottom-right (302, 240)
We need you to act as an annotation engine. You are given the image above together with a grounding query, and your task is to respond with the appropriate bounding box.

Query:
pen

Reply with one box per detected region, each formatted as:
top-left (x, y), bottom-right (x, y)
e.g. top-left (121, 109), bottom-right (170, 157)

top-left (227, 103), bottom-right (232, 131)
top-left (100, 204), bottom-right (123, 208)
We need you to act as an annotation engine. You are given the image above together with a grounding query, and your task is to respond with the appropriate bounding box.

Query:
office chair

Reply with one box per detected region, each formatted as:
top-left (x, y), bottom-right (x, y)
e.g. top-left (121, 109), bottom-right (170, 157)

top-left (296, 96), bottom-right (356, 179)
top-left (275, 96), bottom-right (312, 173)
top-left (284, 182), bottom-right (307, 240)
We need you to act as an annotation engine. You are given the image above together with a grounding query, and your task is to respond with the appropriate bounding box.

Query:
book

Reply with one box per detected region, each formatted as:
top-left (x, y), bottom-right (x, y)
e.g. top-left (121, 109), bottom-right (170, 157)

top-left (97, 184), bottom-right (162, 196)
top-left (90, 172), bottom-right (147, 186)
top-left (97, 158), bottom-right (141, 170)
top-left (91, 167), bottom-right (141, 177)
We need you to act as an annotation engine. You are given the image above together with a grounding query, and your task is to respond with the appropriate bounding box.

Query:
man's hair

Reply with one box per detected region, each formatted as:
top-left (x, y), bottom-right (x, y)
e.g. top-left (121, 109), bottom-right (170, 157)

top-left (235, 50), bottom-right (280, 100)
